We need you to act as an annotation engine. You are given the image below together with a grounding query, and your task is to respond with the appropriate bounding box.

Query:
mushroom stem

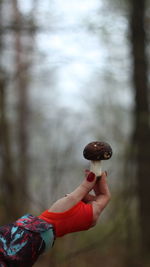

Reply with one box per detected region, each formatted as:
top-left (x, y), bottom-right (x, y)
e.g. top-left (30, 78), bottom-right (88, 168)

top-left (90, 160), bottom-right (102, 177)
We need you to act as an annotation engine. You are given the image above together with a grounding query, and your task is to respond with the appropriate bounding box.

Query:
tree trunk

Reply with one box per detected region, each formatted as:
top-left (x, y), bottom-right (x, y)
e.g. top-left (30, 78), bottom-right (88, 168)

top-left (12, 0), bottom-right (32, 212)
top-left (0, 74), bottom-right (23, 222)
top-left (0, 0), bottom-right (23, 223)
top-left (130, 0), bottom-right (150, 261)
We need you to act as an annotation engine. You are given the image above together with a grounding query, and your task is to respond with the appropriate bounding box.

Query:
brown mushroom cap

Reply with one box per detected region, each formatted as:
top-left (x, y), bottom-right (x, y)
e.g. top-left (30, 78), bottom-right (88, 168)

top-left (83, 141), bottom-right (113, 161)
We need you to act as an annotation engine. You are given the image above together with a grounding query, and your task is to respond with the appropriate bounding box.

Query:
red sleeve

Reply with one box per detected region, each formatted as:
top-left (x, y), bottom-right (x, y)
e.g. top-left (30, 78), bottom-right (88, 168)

top-left (39, 201), bottom-right (93, 237)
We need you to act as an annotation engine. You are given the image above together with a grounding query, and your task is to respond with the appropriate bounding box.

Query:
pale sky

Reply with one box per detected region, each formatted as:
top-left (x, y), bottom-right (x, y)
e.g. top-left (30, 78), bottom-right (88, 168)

top-left (19, 0), bottom-right (131, 109)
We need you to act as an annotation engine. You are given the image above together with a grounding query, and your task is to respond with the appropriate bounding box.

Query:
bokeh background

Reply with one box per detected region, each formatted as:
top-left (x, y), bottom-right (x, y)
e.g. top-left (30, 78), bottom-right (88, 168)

top-left (0, 0), bottom-right (150, 266)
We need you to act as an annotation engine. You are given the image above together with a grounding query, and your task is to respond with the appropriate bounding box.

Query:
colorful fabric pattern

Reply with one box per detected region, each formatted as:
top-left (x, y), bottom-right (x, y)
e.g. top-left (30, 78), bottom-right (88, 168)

top-left (0, 214), bottom-right (55, 266)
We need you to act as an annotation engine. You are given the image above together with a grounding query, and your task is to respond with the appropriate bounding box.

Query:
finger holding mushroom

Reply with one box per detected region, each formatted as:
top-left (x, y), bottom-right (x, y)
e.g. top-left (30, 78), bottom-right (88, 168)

top-left (83, 141), bottom-right (113, 178)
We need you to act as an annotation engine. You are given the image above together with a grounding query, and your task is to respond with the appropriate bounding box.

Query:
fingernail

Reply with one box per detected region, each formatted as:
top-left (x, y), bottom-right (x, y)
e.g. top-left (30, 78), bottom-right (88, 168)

top-left (87, 172), bottom-right (95, 182)
top-left (105, 171), bottom-right (108, 176)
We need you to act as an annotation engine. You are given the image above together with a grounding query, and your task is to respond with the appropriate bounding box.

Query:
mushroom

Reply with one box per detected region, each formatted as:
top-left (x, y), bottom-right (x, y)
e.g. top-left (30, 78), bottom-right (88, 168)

top-left (83, 141), bottom-right (113, 177)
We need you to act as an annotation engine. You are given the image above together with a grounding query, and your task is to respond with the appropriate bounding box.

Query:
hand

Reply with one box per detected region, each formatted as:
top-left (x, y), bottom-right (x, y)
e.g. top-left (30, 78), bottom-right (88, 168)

top-left (39, 171), bottom-right (111, 237)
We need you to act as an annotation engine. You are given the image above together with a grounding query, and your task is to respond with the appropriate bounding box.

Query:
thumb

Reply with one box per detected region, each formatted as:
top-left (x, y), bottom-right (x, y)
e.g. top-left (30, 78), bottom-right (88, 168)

top-left (70, 172), bottom-right (96, 203)
top-left (48, 172), bottom-right (96, 213)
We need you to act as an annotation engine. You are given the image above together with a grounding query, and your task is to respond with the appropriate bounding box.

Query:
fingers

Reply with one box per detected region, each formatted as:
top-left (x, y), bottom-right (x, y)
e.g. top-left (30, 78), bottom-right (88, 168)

top-left (92, 172), bottom-right (111, 222)
top-left (82, 193), bottom-right (96, 203)
top-left (95, 172), bottom-right (111, 207)
top-left (49, 172), bottom-right (97, 213)
top-left (93, 171), bottom-right (106, 196)
top-left (69, 172), bottom-right (97, 204)
top-left (93, 180), bottom-right (100, 196)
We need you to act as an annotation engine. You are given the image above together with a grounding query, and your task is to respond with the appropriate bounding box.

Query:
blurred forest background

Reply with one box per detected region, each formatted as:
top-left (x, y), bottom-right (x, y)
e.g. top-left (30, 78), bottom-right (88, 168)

top-left (0, 0), bottom-right (150, 266)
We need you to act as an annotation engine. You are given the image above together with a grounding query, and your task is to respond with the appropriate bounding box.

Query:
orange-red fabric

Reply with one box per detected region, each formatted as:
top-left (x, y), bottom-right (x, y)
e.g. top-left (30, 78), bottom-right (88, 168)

top-left (39, 201), bottom-right (93, 237)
